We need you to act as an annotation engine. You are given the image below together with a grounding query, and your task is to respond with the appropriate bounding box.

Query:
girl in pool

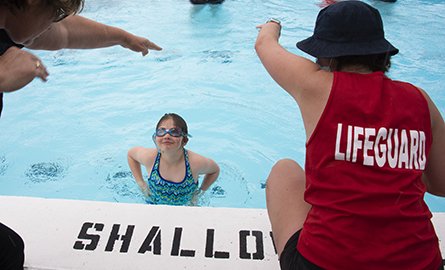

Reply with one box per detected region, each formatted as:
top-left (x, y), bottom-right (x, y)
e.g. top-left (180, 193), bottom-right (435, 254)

top-left (256, 1), bottom-right (444, 269)
top-left (127, 113), bottom-right (220, 206)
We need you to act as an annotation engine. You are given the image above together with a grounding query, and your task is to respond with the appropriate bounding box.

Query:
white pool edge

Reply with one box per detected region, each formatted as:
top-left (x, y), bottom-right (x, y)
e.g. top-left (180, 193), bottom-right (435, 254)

top-left (0, 196), bottom-right (443, 269)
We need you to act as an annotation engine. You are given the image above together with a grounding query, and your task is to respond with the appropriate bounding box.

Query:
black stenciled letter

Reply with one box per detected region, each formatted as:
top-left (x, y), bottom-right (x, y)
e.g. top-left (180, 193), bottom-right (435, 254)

top-left (171, 227), bottom-right (196, 257)
top-left (105, 224), bottom-right (135, 253)
top-left (138, 226), bottom-right (162, 255)
top-left (239, 230), bottom-right (264, 260)
top-left (73, 222), bottom-right (104, 251)
top-left (205, 229), bottom-right (230, 259)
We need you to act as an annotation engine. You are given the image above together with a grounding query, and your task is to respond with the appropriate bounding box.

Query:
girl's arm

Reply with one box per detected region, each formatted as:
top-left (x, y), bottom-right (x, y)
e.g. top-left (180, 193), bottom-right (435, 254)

top-left (190, 151), bottom-right (220, 192)
top-left (199, 158), bottom-right (220, 192)
top-left (127, 147), bottom-right (151, 197)
top-left (190, 156), bottom-right (219, 206)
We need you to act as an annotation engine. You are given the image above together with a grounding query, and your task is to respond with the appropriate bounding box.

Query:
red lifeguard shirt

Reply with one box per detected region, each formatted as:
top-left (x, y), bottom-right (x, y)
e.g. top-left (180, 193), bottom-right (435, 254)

top-left (298, 71), bottom-right (442, 269)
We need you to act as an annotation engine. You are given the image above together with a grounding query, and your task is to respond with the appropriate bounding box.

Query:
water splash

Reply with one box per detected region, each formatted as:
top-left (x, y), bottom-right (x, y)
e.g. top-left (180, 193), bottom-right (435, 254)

top-left (25, 162), bottom-right (66, 183)
top-left (201, 50), bottom-right (234, 64)
top-left (105, 169), bottom-right (143, 200)
top-left (210, 185), bottom-right (225, 197)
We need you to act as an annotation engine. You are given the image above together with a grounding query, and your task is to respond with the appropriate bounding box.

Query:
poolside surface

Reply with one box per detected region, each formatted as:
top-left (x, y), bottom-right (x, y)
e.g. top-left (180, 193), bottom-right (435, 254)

top-left (0, 196), bottom-right (444, 269)
top-left (0, 196), bottom-right (278, 270)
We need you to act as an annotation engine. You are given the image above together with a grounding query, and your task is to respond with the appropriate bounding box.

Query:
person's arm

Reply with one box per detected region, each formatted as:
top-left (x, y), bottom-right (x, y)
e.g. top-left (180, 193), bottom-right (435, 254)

top-left (255, 21), bottom-right (332, 137)
top-left (197, 157), bottom-right (220, 192)
top-left (255, 21), bottom-right (330, 98)
top-left (420, 90), bottom-right (445, 197)
top-left (0, 47), bottom-right (48, 92)
top-left (27, 15), bottom-right (162, 56)
top-left (127, 147), bottom-right (152, 197)
top-left (190, 155), bottom-right (219, 205)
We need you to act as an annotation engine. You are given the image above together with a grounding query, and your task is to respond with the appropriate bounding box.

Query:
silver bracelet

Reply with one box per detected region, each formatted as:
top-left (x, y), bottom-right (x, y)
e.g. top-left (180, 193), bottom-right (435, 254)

top-left (266, 18), bottom-right (281, 26)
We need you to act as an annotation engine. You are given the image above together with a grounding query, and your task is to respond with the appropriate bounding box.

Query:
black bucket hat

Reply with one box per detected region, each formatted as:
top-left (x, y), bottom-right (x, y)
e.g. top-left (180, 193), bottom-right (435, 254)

top-left (296, 0), bottom-right (398, 58)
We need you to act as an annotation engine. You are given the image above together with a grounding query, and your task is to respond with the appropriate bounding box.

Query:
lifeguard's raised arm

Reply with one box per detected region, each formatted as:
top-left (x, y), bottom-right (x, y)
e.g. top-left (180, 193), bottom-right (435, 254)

top-left (255, 22), bottom-right (330, 97)
top-left (27, 15), bottom-right (162, 55)
top-left (420, 90), bottom-right (445, 197)
top-left (255, 21), bottom-right (333, 138)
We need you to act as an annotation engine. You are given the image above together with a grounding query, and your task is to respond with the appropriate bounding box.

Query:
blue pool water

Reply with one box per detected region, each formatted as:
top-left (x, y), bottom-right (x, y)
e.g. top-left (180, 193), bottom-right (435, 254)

top-left (0, 0), bottom-right (444, 211)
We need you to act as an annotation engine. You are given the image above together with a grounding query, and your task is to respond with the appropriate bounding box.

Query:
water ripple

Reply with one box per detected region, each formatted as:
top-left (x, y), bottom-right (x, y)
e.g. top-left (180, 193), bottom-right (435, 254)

top-left (210, 185), bottom-right (226, 197)
top-left (0, 156), bottom-right (7, 176)
top-left (105, 169), bottom-right (142, 200)
top-left (200, 50), bottom-right (234, 64)
top-left (25, 162), bottom-right (66, 183)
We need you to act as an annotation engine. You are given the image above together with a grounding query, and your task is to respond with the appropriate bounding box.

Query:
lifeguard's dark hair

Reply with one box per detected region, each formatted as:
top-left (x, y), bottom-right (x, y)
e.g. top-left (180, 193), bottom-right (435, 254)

top-left (156, 113), bottom-right (190, 143)
top-left (0, 0), bottom-right (84, 15)
top-left (334, 53), bottom-right (392, 73)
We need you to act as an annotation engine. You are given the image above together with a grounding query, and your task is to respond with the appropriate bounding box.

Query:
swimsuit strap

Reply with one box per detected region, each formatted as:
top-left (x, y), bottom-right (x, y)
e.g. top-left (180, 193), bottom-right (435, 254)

top-left (183, 149), bottom-right (194, 180)
top-left (150, 151), bottom-right (162, 176)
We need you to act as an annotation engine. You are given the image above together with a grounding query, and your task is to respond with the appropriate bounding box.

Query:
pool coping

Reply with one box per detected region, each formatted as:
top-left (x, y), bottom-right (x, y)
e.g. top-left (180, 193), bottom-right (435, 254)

top-left (0, 196), bottom-right (443, 269)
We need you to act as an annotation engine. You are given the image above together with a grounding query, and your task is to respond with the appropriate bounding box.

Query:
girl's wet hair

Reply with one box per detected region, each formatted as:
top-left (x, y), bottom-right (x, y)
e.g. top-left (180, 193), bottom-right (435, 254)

top-left (156, 113), bottom-right (189, 137)
top-left (1, 0), bottom-right (84, 14)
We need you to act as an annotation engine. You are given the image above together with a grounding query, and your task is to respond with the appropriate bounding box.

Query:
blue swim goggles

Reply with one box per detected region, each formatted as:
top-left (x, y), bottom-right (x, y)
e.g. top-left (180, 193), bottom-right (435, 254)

top-left (154, 128), bottom-right (192, 138)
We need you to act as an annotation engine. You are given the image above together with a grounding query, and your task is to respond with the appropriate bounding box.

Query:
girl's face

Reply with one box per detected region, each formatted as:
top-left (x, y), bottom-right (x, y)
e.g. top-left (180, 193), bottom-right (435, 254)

top-left (154, 119), bottom-right (186, 152)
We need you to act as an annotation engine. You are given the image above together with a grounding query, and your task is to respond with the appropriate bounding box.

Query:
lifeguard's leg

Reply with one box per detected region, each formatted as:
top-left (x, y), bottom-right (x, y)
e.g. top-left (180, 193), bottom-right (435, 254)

top-left (266, 159), bottom-right (310, 256)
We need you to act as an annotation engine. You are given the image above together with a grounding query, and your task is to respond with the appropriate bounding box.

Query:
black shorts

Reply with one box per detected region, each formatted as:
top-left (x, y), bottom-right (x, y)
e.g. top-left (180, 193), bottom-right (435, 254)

top-left (280, 230), bottom-right (445, 270)
top-left (0, 222), bottom-right (25, 270)
top-left (279, 230), bottom-right (322, 270)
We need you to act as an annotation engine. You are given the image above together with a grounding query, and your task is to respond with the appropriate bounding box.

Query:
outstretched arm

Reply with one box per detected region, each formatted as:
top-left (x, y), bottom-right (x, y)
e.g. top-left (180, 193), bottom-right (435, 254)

top-left (27, 15), bottom-right (162, 56)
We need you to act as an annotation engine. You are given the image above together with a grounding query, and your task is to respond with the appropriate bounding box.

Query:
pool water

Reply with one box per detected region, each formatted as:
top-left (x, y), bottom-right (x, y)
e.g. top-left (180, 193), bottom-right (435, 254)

top-left (0, 0), bottom-right (444, 211)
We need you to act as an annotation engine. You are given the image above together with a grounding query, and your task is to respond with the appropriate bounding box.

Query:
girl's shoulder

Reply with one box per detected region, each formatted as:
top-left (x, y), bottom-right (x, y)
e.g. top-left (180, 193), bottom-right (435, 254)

top-left (130, 147), bottom-right (159, 165)
top-left (130, 146), bottom-right (158, 156)
top-left (143, 148), bottom-right (159, 169)
top-left (185, 149), bottom-right (206, 161)
top-left (185, 149), bottom-right (217, 174)
top-left (185, 149), bottom-right (210, 167)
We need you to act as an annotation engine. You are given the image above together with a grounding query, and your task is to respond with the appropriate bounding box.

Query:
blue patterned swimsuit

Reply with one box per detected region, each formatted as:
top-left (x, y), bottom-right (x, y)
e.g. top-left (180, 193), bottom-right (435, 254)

top-left (146, 149), bottom-right (198, 205)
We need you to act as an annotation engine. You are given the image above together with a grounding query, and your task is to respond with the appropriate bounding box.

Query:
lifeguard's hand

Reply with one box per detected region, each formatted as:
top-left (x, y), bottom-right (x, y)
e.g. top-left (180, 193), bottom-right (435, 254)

top-left (0, 47), bottom-right (48, 92)
top-left (122, 34), bottom-right (162, 56)
top-left (256, 21), bottom-right (281, 36)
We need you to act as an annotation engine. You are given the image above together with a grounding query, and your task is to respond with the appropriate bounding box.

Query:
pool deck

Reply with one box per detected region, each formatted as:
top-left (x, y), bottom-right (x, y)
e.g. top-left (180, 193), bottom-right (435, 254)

top-left (0, 196), bottom-right (444, 269)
